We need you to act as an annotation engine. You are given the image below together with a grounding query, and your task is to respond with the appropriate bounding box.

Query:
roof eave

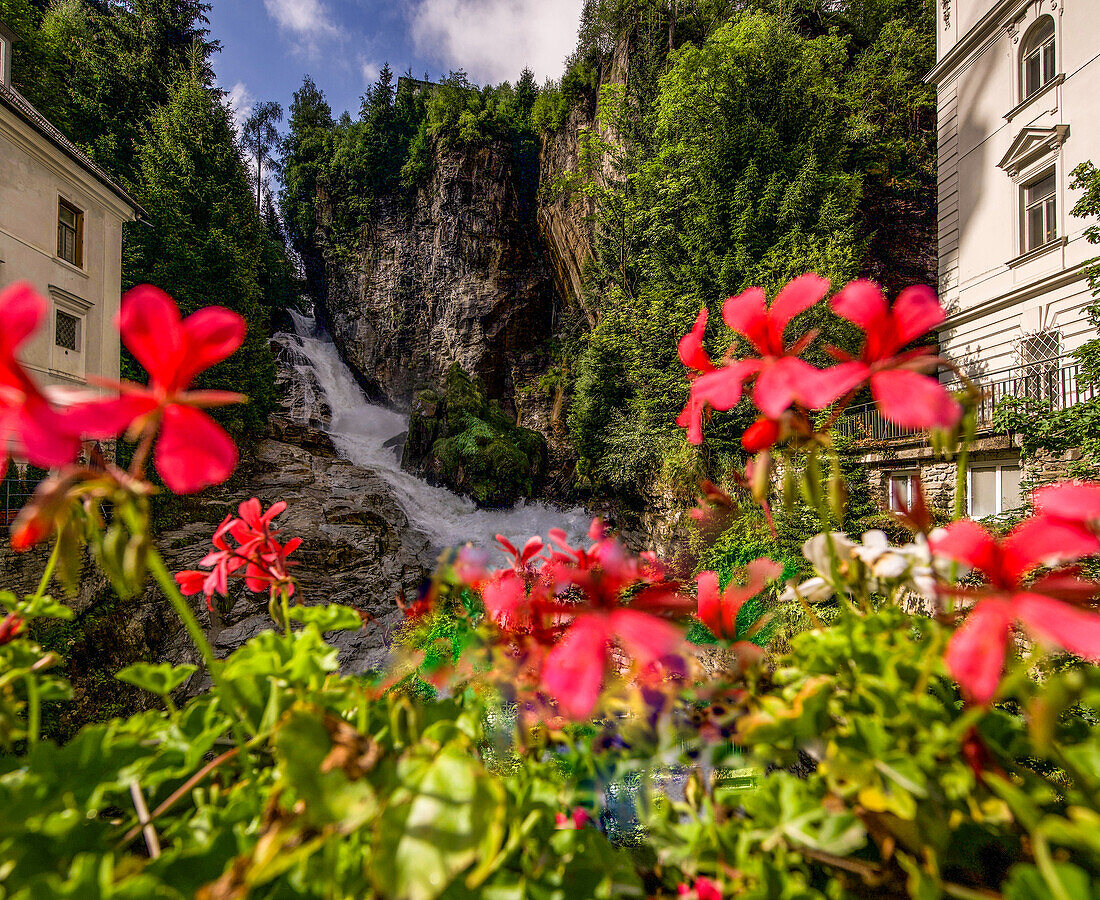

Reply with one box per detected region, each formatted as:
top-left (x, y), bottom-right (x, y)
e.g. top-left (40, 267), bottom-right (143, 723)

top-left (0, 88), bottom-right (146, 219)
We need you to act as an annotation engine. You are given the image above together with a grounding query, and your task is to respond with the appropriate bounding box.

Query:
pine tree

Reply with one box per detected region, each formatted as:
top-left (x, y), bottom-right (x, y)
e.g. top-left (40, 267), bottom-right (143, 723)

top-left (125, 64), bottom-right (275, 439)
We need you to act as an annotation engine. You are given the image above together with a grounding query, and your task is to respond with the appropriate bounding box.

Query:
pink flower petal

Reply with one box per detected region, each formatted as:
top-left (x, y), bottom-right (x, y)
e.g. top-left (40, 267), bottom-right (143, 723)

top-left (14, 397), bottom-right (83, 467)
top-left (1001, 517), bottom-right (1100, 583)
top-left (0, 282), bottom-right (46, 357)
top-left (1032, 481), bottom-right (1100, 526)
top-left (175, 307), bottom-right (247, 390)
top-left (694, 361), bottom-right (762, 412)
top-left (610, 608), bottom-right (682, 664)
top-left (154, 404), bottom-right (238, 494)
top-left (945, 600), bottom-right (1013, 704)
top-left (831, 279), bottom-right (887, 331)
top-left (541, 615), bottom-right (610, 720)
top-left (722, 287), bottom-right (770, 353)
top-left (63, 394), bottom-right (159, 441)
top-left (752, 357), bottom-right (823, 419)
top-left (769, 273), bottom-right (830, 334)
top-left (696, 571), bottom-right (722, 635)
top-left (930, 520), bottom-right (999, 578)
top-left (805, 360), bottom-right (868, 409)
top-left (1015, 592), bottom-right (1100, 662)
top-left (119, 286), bottom-right (184, 388)
top-left (870, 369), bottom-right (961, 429)
top-left (892, 285), bottom-right (946, 346)
top-left (678, 308), bottom-right (715, 373)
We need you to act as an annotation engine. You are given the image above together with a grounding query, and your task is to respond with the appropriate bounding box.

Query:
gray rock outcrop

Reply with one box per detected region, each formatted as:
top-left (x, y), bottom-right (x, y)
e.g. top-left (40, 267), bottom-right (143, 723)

top-left (317, 142), bottom-right (557, 408)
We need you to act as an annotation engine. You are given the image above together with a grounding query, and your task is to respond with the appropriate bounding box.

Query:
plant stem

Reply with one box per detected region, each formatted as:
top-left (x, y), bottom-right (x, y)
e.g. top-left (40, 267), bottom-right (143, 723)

top-left (147, 548), bottom-right (218, 678)
top-left (24, 675), bottom-right (40, 749)
top-left (33, 540), bottom-right (62, 600)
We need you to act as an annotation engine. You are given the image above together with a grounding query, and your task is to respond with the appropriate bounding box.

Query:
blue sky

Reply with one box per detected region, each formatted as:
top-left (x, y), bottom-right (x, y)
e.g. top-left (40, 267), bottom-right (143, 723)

top-left (210, 0), bottom-right (585, 129)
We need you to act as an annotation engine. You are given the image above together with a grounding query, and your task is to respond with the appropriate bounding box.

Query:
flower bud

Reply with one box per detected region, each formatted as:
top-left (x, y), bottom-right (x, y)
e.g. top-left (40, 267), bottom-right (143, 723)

top-left (741, 417), bottom-right (780, 453)
top-left (0, 613), bottom-right (24, 645)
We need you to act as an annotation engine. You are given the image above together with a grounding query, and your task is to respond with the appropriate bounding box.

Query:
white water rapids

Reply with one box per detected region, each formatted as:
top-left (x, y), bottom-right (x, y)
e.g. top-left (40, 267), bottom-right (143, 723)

top-left (278, 311), bottom-right (591, 552)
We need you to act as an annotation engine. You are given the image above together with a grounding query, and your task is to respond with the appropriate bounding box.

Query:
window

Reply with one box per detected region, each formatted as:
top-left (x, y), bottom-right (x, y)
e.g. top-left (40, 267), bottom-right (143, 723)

top-left (887, 472), bottom-right (918, 511)
top-left (1021, 16), bottom-right (1056, 99)
top-left (968, 462), bottom-right (1023, 519)
top-left (1019, 330), bottom-right (1061, 401)
top-left (0, 32), bottom-right (9, 87)
top-left (57, 199), bottom-right (83, 267)
top-left (1022, 170), bottom-right (1056, 252)
top-left (55, 310), bottom-right (80, 352)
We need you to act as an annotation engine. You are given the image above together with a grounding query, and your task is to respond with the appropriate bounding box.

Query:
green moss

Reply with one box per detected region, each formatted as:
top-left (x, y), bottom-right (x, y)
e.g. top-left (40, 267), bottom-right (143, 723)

top-left (414, 365), bottom-right (548, 507)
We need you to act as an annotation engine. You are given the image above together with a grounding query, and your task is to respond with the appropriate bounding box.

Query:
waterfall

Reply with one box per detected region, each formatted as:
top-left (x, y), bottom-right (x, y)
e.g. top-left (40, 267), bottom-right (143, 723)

top-left (277, 311), bottom-right (591, 552)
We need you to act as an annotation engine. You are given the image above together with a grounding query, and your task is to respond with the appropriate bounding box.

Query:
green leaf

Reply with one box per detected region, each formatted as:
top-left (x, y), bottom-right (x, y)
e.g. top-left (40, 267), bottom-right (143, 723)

top-left (1004, 862), bottom-right (1095, 900)
top-left (116, 663), bottom-right (197, 697)
top-left (4, 593), bottom-right (73, 621)
top-left (372, 746), bottom-right (506, 900)
top-left (288, 603), bottom-right (364, 633)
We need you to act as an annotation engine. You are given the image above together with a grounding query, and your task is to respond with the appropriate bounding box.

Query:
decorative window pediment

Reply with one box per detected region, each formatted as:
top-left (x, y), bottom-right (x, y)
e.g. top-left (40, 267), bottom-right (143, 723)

top-left (998, 125), bottom-right (1069, 178)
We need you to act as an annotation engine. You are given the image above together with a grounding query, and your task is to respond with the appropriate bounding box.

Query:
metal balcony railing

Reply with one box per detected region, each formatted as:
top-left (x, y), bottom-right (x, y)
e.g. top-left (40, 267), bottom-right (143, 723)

top-left (837, 355), bottom-right (1098, 444)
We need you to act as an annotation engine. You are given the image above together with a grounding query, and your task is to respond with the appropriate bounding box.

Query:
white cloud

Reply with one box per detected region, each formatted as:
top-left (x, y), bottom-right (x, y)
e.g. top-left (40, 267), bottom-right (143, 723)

top-left (407, 0), bottom-right (584, 84)
top-left (264, 0), bottom-right (339, 48)
top-left (361, 58), bottom-right (382, 83)
top-left (226, 81), bottom-right (254, 135)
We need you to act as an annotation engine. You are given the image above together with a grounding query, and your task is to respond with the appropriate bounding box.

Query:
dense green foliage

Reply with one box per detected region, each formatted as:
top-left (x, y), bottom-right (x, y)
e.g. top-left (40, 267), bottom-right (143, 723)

top-left (0, 0), bottom-right (295, 440)
top-left (562, 0), bottom-right (937, 498)
top-left (404, 364), bottom-right (548, 507)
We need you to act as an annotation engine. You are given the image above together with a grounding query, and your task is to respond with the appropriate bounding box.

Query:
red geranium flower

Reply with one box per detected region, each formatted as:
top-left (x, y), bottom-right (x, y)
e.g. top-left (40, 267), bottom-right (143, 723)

top-left (696, 558), bottom-right (781, 641)
top-left (0, 284), bottom-right (84, 477)
top-left (828, 280), bottom-right (962, 430)
top-left (931, 517), bottom-right (1100, 703)
top-left (538, 524), bottom-right (689, 719)
top-left (176, 498), bottom-right (300, 609)
top-left (70, 285), bottom-right (246, 494)
top-left (678, 275), bottom-right (851, 445)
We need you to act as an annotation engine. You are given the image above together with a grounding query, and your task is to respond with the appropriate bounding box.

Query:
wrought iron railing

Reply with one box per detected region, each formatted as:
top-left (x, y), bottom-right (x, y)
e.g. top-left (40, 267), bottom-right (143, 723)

top-left (837, 356), bottom-right (1098, 444)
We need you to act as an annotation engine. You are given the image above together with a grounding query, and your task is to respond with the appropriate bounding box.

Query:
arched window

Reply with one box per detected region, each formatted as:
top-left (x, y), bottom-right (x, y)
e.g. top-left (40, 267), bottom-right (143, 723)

top-left (1021, 16), bottom-right (1057, 99)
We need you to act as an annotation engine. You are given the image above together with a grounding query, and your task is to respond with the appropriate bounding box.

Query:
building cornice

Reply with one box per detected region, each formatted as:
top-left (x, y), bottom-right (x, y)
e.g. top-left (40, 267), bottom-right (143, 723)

top-left (925, 0), bottom-right (1029, 85)
top-left (941, 261), bottom-right (1090, 331)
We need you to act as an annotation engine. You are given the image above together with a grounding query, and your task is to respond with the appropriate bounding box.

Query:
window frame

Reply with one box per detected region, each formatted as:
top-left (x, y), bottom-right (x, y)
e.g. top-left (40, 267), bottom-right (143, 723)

top-left (54, 309), bottom-right (81, 354)
top-left (966, 460), bottom-right (1023, 520)
top-left (886, 471), bottom-right (919, 512)
top-left (47, 287), bottom-right (92, 383)
top-left (1021, 167), bottom-right (1057, 254)
top-left (1020, 16), bottom-right (1057, 101)
top-left (56, 198), bottom-right (84, 269)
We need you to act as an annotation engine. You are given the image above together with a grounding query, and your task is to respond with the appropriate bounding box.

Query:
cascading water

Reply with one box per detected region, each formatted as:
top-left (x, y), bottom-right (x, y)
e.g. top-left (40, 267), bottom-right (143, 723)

top-left (277, 311), bottom-right (591, 551)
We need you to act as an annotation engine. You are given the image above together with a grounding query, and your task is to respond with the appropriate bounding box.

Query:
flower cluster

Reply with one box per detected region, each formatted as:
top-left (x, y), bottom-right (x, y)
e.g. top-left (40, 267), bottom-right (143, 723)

top-left (932, 482), bottom-right (1100, 703)
top-left (677, 275), bottom-right (961, 450)
top-left (0, 282), bottom-right (246, 550)
top-left (176, 498), bottom-right (301, 611)
top-left (452, 519), bottom-right (692, 720)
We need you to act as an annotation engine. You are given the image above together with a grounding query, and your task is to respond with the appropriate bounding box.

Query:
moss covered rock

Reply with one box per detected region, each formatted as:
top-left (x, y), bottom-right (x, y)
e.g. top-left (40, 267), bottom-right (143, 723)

top-left (402, 363), bottom-right (548, 507)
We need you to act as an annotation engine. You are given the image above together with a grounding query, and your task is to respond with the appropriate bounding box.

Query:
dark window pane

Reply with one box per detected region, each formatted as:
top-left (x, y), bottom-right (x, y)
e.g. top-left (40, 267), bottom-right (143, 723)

top-left (1028, 205), bottom-right (1045, 249)
top-left (1026, 53), bottom-right (1041, 95)
top-left (55, 311), bottom-right (79, 352)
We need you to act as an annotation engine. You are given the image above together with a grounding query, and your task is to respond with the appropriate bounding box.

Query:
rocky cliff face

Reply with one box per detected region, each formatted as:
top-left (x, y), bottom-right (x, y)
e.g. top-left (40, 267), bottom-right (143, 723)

top-left (317, 142), bottom-right (557, 409)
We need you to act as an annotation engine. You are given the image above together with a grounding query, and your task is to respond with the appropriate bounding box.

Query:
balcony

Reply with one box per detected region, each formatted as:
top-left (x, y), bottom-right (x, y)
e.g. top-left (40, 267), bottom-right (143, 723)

top-left (837, 356), bottom-right (1098, 445)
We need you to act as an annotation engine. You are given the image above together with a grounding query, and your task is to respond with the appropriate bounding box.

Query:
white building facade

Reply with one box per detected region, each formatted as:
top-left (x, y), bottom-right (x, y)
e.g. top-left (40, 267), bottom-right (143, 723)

top-left (929, 0), bottom-right (1098, 383)
top-left (851, 0), bottom-right (1099, 519)
top-left (0, 22), bottom-right (142, 389)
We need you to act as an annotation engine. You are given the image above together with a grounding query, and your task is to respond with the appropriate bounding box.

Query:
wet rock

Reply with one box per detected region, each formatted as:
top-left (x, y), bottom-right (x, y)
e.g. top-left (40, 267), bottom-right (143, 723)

top-left (315, 142), bottom-right (557, 407)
